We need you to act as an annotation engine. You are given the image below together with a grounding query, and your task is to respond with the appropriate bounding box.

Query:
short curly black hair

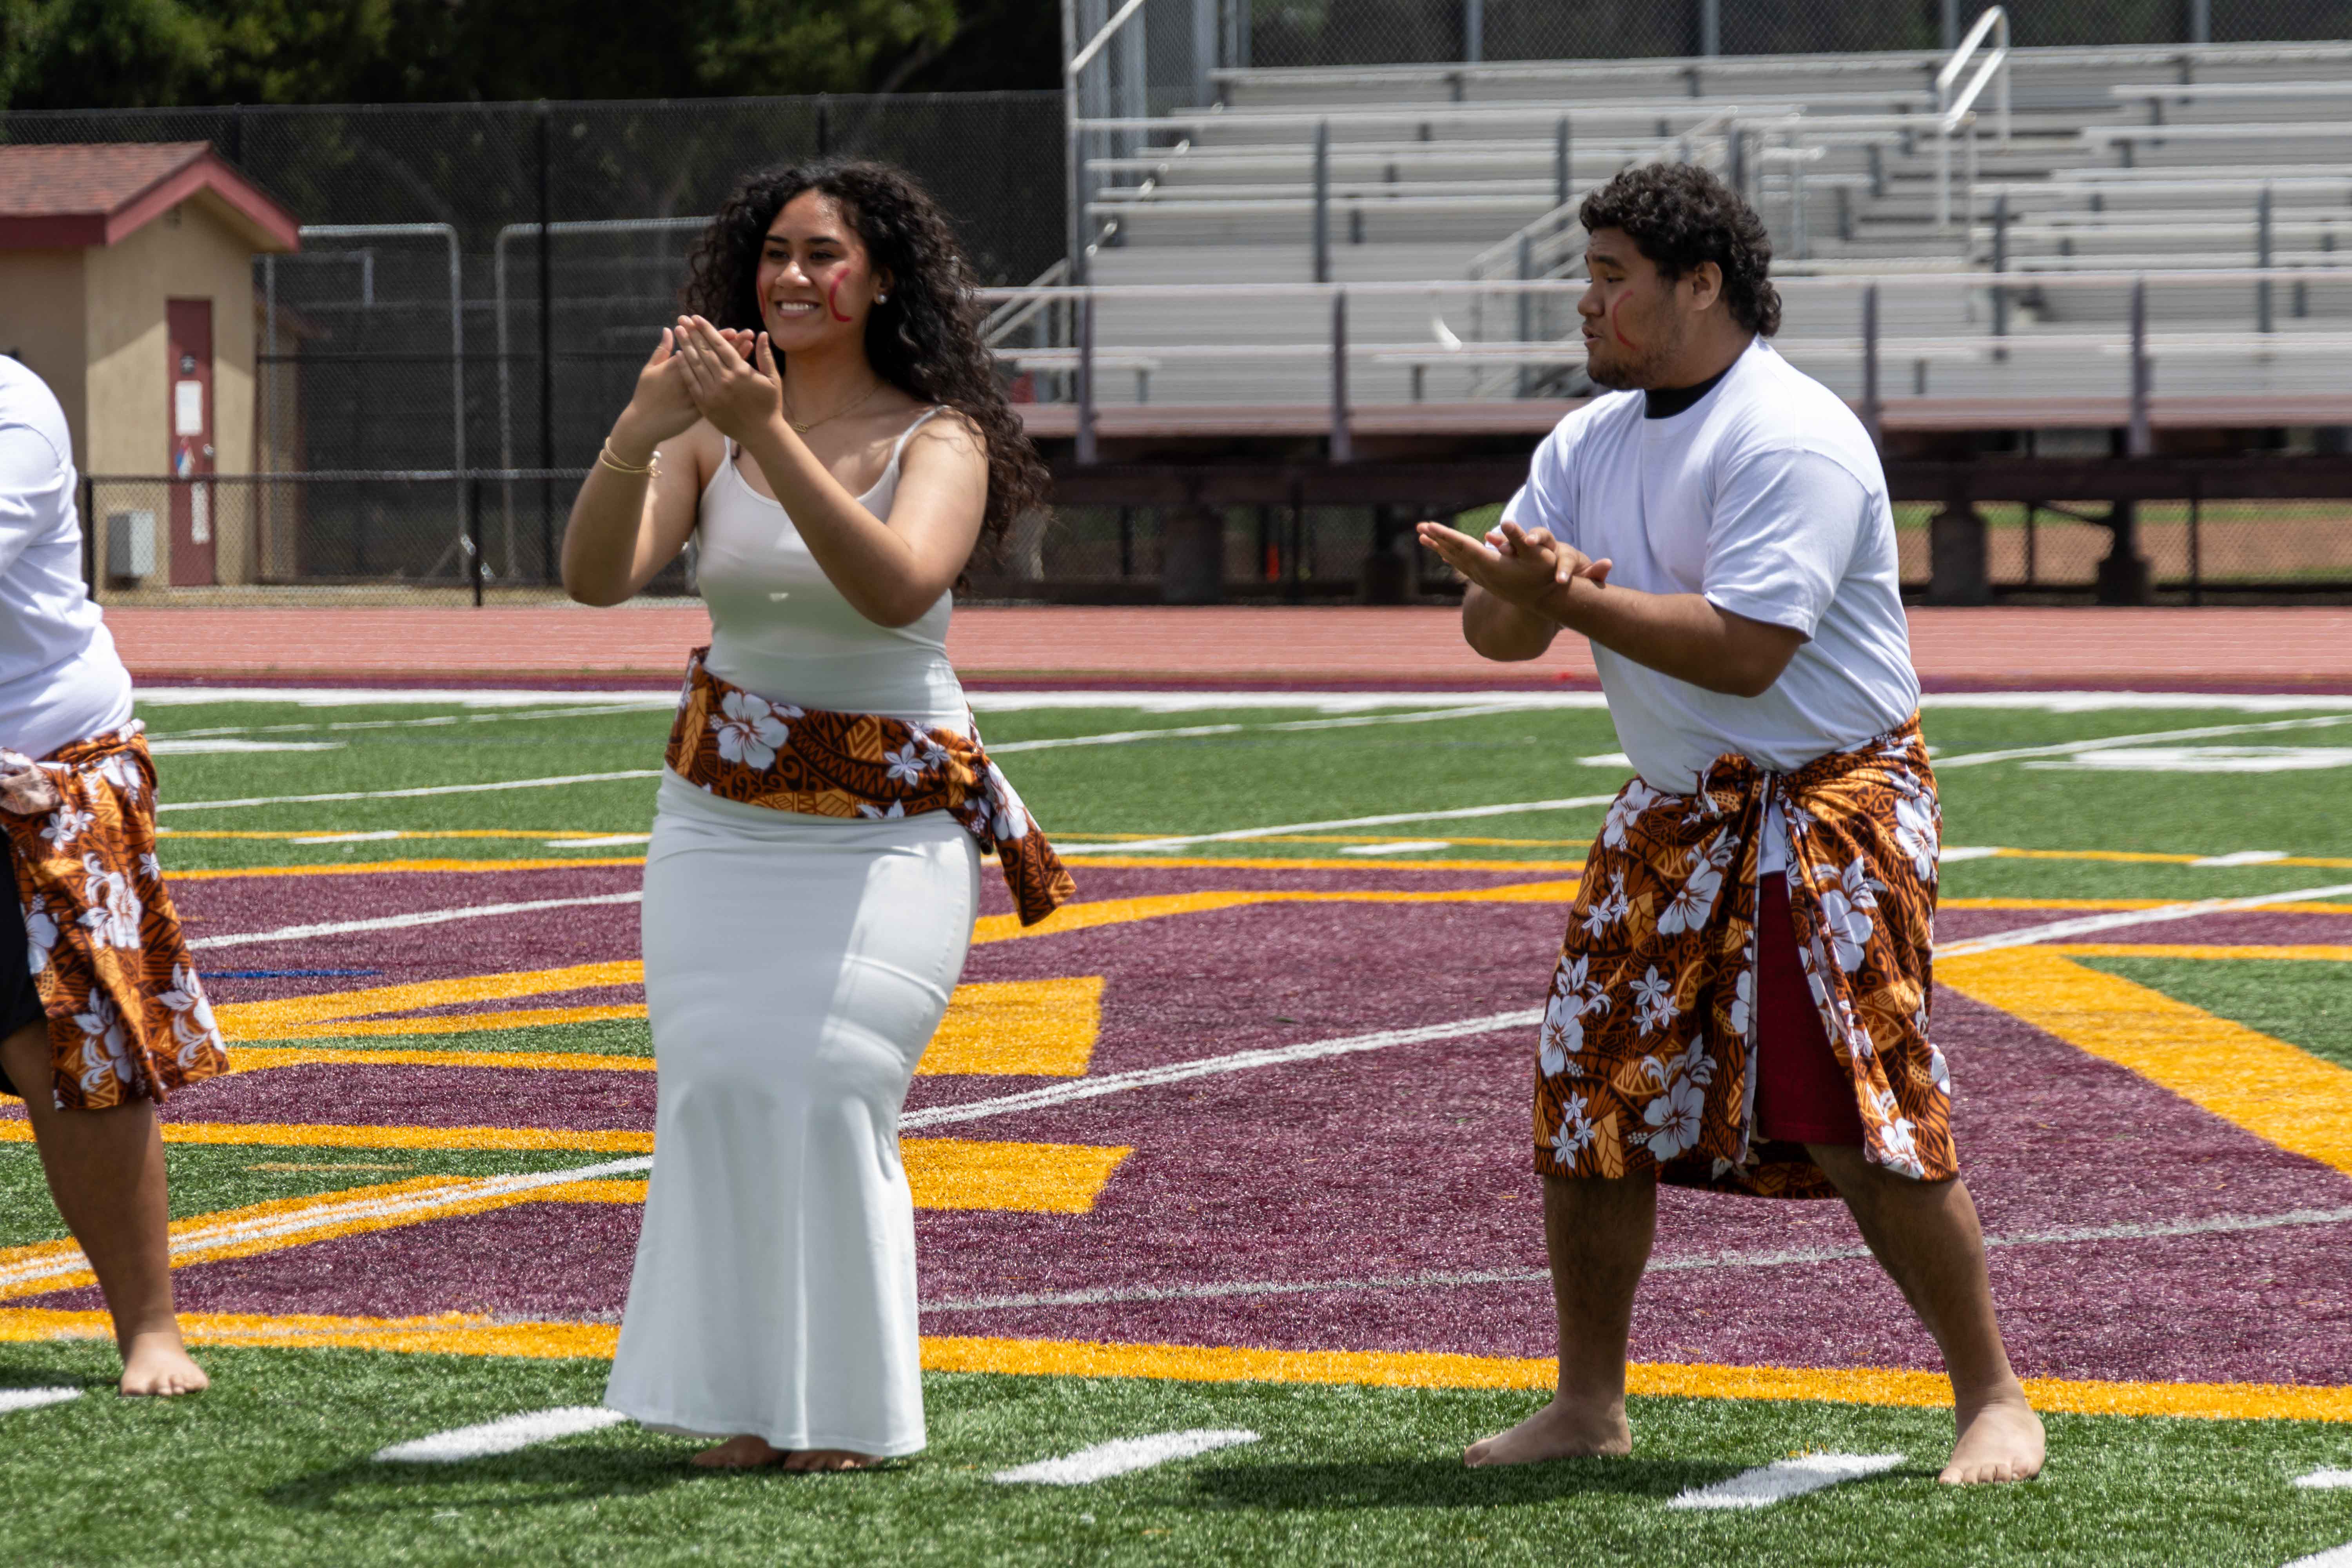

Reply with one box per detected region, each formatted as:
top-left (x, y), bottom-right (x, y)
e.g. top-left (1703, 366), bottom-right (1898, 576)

top-left (1579, 164), bottom-right (1782, 337)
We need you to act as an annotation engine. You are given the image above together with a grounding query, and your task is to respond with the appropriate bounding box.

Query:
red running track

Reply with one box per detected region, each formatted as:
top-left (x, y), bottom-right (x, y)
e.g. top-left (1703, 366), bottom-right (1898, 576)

top-left (106, 604), bottom-right (2352, 690)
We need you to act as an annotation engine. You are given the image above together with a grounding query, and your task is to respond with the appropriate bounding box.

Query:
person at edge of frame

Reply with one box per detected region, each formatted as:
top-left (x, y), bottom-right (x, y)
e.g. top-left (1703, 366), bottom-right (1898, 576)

top-left (1418, 163), bottom-right (2045, 1486)
top-left (0, 350), bottom-right (224, 1396)
top-left (560, 158), bottom-right (1069, 1472)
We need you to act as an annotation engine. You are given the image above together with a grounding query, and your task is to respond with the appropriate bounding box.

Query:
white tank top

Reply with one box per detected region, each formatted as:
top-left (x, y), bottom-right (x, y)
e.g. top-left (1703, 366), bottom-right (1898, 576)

top-left (695, 408), bottom-right (967, 730)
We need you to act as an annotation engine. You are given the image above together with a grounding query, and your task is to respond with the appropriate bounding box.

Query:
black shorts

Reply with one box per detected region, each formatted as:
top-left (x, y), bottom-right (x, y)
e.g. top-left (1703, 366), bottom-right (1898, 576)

top-left (0, 884), bottom-right (42, 1098)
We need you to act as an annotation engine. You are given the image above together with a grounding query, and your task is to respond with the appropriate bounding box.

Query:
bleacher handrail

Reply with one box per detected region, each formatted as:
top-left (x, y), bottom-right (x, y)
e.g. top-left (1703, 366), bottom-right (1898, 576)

top-left (1936, 7), bottom-right (2009, 231)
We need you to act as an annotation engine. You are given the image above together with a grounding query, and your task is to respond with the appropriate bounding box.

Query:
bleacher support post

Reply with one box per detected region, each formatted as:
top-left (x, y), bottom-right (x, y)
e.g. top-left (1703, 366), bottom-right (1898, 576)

top-left (1861, 284), bottom-right (1883, 452)
top-left (1516, 235), bottom-right (1534, 398)
top-left (1991, 194), bottom-right (2009, 340)
top-left (2128, 276), bottom-right (2152, 457)
top-left (1554, 118), bottom-right (1572, 210)
top-left (1330, 289), bottom-right (1353, 463)
top-left (1312, 120), bottom-right (1331, 283)
top-left (1929, 490), bottom-right (1989, 605)
top-left (1077, 291), bottom-right (1098, 465)
top-left (2258, 185), bottom-right (2274, 334)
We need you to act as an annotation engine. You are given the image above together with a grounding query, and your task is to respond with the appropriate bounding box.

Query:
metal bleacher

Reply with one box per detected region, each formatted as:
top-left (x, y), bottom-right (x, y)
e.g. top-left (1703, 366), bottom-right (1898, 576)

top-left (991, 14), bottom-right (2352, 436)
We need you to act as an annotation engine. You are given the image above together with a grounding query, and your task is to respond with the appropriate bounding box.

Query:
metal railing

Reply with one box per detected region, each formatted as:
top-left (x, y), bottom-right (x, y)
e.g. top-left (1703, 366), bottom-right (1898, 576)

top-left (1937, 6), bottom-right (2012, 230)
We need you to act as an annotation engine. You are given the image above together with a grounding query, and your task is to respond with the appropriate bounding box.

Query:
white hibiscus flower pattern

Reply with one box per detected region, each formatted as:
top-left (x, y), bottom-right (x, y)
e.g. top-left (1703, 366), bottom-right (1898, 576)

top-left (1813, 856), bottom-right (1882, 973)
top-left (1601, 780), bottom-right (1660, 850)
top-left (1539, 953), bottom-right (1611, 1075)
top-left (710, 690), bottom-right (799, 769)
top-left (77, 853), bottom-right (142, 950)
top-left (23, 895), bottom-right (58, 976)
top-left (157, 964), bottom-right (225, 1067)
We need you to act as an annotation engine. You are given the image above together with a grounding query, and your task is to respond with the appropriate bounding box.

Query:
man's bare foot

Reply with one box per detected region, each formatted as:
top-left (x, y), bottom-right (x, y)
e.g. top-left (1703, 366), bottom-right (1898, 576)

top-left (117, 1330), bottom-right (207, 1397)
top-left (1940, 1391), bottom-right (2045, 1485)
top-left (781, 1448), bottom-right (871, 1472)
top-left (1464, 1397), bottom-right (1631, 1467)
top-left (691, 1435), bottom-right (785, 1469)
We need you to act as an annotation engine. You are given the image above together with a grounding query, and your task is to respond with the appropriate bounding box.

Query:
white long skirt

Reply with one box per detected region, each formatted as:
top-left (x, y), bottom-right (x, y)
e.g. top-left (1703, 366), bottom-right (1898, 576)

top-left (604, 773), bottom-right (980, 1456)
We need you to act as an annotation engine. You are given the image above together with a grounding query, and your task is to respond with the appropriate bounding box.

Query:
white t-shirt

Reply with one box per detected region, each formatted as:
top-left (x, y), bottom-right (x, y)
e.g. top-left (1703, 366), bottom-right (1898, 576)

top-left (0, 356), bottom-right (134, 760)
top-left (1502, 337), bottom-right (1918, 872)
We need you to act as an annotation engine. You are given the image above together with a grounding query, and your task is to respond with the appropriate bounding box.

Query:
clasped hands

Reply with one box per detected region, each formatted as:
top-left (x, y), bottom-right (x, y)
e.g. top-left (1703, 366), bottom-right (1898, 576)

top-left (1414, 518), bottom-right (1613, 622)
top-left (618, 316), bottom-right (785, 458)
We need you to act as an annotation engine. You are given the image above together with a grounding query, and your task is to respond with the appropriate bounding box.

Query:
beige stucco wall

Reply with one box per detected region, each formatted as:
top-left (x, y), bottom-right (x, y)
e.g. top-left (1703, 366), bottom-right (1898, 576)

top-left (0, 251), bottom-right (90, 461)
top-left (80, 195), bottom-right (264, 582)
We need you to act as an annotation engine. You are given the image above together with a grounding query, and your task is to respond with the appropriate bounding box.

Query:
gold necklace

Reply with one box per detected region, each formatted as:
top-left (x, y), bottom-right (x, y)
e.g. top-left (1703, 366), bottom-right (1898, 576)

top-left (786, 381), bottom-right (889, 435)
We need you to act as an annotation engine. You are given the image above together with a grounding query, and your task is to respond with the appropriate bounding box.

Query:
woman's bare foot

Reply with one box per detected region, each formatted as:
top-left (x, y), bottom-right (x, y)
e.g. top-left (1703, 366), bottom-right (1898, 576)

top-left (1465, 1397), bottom-right (1631, 1467)
top-left (781, 1448), bottom-right (872, 1472)
top-left (691, 1434), bottom-right (786, 1469)
top-left (1939, 1390), bottom-right (2045, 1485)
top-left (118, 1329), bottom-right (207, 1397)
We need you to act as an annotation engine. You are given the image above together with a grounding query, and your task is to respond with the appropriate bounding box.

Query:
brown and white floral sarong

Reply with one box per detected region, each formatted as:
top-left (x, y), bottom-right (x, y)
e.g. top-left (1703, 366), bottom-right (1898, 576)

top-left (1533, 717), bottom-right (1952, 1199)
top-left (666, 649), bottom-right (1075, 926)
top-left (0, 724), bottom-right (228, 1109)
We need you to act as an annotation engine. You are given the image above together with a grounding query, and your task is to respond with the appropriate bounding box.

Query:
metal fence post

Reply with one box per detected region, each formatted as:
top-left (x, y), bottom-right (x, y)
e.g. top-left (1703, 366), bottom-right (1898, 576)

top-left (2257, 184), bottom-right (2274, 334)
top-left (1862, 283), bottom-right (1882, 452)
top-left (1192, 0), bottom-right (1217, 107)
top-left (2190, 0), bottom-right (2211, 44)
top-left (1941, 0), bottom-right (1958, 51)
top-left (2128, 276), bottom-right (2152, 457)
top-left (1330, 289), bottom-right (1352, 464)
top-left (536, 102), bottom-right (555, 582)
top-left (1699, 0), bottom-right (1720, 57)
top-left (1076, 290), bottom-right (1098, 465)
top-left (1465, 0), bottom-right (1483, 65)
top-left (1312, 119), bottom-right (1331, 283)
top-left (1991, 193), bottom-right (2009, 338)
top-left (466, 476), bottom-right (485, 607)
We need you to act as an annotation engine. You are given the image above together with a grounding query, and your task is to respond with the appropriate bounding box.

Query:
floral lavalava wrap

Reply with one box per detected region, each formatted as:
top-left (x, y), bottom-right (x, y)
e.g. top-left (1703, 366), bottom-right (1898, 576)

top-left (665, 648), bottom-right (1075, 927)
top-left (0, 724), bottom-right (228, 1110)
top-left (1534, 717), bottom-right (1953, 1200)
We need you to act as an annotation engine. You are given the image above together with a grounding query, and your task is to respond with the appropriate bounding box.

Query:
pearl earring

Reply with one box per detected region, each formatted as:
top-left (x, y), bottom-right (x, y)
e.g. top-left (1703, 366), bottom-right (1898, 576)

top-left (875, 292), bottom-right (889, 303)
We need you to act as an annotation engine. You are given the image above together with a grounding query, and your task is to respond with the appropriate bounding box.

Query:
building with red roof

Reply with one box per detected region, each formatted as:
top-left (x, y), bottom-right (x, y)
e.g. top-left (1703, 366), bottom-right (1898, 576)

top-left (0, 142), bottom-right (300, 586)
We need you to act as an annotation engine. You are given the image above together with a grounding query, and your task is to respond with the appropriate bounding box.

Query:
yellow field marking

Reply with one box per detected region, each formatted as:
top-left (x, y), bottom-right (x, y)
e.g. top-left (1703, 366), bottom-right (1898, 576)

top-left (971, 881), bottom-right (1582, 944)
top-left (1944, 894), bottom-right (2352, 915)
top-left (0, 1120), bottom-right (656, 1152)
top-left (902, 1137), bottom-right (1132, 1213)
top-left (1981, 847), bottom-right (2352, 871)
top-left (173, 857), bottom-right (643, 880)
top-left (215, 961), bottom-right (644, 1040)
top-left (925, 977), bottom-right (1104, 1077)
top-left (157, 829), bottom-right (615, 841)
top-left (229, 1045), bottom-right (653, 1073)
top-left (1939, 947), bottom-right (2352, 1177)
top-left (1066, 856), bottom-right (1584, 873)
top-left (2051, 943), bottom-right (2352, 962)
top-left (1, 1307), bottom-right (2340, 1421)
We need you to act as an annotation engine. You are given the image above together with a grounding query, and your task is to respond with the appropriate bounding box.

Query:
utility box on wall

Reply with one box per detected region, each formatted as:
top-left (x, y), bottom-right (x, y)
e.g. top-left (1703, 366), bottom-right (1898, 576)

top-left (105, 509), bottom-right (156, 583)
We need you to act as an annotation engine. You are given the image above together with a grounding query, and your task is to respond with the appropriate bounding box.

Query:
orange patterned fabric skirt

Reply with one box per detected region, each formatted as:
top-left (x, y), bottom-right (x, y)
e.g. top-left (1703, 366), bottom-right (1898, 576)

top-left (665, 649), bottom-right (1075, 927)
top-left (1533, 718), bottom-right (1953, 1200)
top-left (0, 725), bottom-right (229, 1110)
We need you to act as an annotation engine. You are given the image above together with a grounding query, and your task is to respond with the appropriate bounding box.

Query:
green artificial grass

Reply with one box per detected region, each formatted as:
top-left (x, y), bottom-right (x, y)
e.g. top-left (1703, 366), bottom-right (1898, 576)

top-left (0, 1346), bottom-right (2346, 1568)
top-left (2081, 957), bottom-right (2352, 1072)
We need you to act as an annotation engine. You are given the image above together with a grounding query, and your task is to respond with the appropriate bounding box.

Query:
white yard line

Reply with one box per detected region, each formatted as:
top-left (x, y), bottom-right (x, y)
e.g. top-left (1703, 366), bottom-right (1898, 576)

top-left (1341, 840), bottom-right (1453, 857)
top-left (0, 1157), bottom-right (653, 1296)
top-left (2298, 1469), bottom-right (2352, 1490)
top-left (992, 1429), bottom-right (1259, 1485)
top-left (0, 1387), bottom-right (83, 1415)
top-left (900, 1010), bottom-right (1540, 1132)
top-left (157, 769), bottom-right (662, 812)
top-left (375, 1406), bottom-right (629, 1463)
top-left (920, 1203), bottom-right (2352, 1314)
top-left (187, 892), bottom-right (644, 950)
top-left (986, 703), bottom-right (1535, 755)
top-left (1933, 712), bottom-right (2352, 769)
top-left (1055, 798), bottom-right (1618, 856)
top-left (1935, 881), bottom-right (2352, 958)
top-left (1666, 1452), bottom-right (1906, 1510)
top-left (140, 688), bottom-right (676, 710)
top-left (2286, 1544), bottom-right (2352, 1568)
top-left (151, 702), bottom-right (662, 741)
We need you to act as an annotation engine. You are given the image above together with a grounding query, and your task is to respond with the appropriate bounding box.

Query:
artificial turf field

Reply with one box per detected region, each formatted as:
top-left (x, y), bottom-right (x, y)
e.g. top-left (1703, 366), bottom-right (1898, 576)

top-left (4, 684), bottom-right (2352, 1567)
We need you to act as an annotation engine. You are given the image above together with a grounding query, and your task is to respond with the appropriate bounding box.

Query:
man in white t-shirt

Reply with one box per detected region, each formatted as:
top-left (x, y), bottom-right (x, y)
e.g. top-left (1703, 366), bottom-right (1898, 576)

top-left (1420, 165), bottom-right (2041, 1485)
top-left (0, 353), bottom-right (220, 1396)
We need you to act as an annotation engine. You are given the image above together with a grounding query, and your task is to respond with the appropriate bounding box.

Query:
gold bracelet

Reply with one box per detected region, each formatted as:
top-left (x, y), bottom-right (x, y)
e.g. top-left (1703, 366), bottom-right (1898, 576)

top-left (599, 439), bottom-right (658, 478)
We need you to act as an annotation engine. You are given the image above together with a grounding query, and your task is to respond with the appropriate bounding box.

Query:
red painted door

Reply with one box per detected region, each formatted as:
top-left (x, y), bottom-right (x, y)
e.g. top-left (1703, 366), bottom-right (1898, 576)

top-left (166, 298), bottom-right (216, 586)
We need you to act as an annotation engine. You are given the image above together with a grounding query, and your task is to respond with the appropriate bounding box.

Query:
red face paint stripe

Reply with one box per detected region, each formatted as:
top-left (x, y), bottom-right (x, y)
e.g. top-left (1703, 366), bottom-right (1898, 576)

top-left (826, 275), bottom-right (854, 323)
top-left (1609, 293), bottom-right (1636, 351)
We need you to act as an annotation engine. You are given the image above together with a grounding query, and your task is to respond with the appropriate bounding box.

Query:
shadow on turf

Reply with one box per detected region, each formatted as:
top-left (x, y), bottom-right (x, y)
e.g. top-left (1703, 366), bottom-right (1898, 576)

top-left (1187, 1454), bottom-right (1740, 1510)
top-left (265, 1449), bottom-right (702, 1516)
top-left (0, 1355), bottom-right (120, 1393)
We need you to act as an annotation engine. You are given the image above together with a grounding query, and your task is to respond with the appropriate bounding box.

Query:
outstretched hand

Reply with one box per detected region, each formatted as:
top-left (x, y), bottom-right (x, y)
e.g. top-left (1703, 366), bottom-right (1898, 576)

top-left (1416, 519), bottom-right (1611, 617)
top-left (612, 328), bottom-right (702, 457)
top-left (671, 314), bottom-right (784, 444)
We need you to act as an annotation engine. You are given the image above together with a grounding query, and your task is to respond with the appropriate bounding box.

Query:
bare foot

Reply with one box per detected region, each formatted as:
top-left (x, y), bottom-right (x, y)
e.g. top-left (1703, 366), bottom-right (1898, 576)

top-left (1939, 1390), bottom-right (2045, 1485)
top-left (117, 1330), bottom-right (207, 1397)
top-left (780, 1448), bottom-right (872, 1473)
top-left (1464, 1397), bottom-right (1631, 1467)
top-left (691, 1435), bottom-right (785, 1469)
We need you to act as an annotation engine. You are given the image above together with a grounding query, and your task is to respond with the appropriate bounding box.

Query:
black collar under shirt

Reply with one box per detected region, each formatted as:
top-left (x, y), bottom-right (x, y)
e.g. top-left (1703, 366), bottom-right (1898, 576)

top-left (1643, 361), bottom-right (1734, 420)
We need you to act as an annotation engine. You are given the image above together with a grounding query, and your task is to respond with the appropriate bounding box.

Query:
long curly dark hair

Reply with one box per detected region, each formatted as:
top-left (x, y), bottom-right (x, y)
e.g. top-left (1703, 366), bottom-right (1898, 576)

top-left (682, 158), bottom-right (1049, 567)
